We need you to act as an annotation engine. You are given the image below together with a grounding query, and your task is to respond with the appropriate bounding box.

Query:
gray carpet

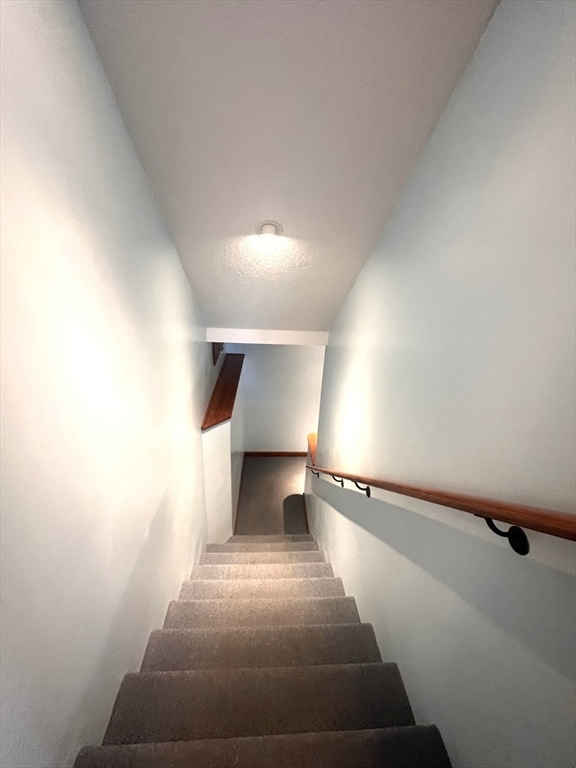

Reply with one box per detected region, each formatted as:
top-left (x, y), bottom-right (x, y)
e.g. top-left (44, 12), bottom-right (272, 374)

top-left (75, 532), bottom-right (454, 766)
top-left (235, 456), bottom-right (308, 535)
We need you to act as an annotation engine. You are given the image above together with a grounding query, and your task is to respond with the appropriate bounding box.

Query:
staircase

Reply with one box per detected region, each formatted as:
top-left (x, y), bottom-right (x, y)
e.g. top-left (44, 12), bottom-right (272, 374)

top-left (75, 534), bottom-right (451, 767)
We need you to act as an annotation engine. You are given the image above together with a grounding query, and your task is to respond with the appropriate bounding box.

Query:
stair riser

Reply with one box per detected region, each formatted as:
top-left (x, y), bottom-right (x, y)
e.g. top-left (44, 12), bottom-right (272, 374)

top-left (76, 726), bottom-right (452, 768)
top-left (200, 551), bottom-right (325, 564)
top-left (141, 624), bottom-right (381, 672)
top-left (227, 535), bottom-right (314, 543)
top-left (206, 542), bottom-right (319, 552)
top-left (179, 578), bottom-right (345, 600)
top-left (191, 563), bottom-right (333, 580)
top-left (103, 664), bottom-right (414, 744)
top-left (164, 596), bottom-right (361, 629)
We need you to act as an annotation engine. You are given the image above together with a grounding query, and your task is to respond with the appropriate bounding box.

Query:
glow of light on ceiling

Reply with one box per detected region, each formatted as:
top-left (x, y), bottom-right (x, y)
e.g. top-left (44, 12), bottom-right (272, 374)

top-left (224, 235), bottom-right (312, 279)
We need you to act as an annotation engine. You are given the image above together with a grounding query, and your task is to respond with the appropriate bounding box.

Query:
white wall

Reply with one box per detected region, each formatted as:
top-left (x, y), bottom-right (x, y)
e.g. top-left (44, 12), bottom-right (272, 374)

top-left (202, 423), bottom-right (235, 543)
top-left (202, 352), bottom-right (244, 542)
top-left (308, 2), bottom-right (576, 767)
top-left (208, 328), bottom-right (329, 346)
top-left (0, 2), bottom-right (213, 766)
top-left (227, 344), bottom-right (325, 451)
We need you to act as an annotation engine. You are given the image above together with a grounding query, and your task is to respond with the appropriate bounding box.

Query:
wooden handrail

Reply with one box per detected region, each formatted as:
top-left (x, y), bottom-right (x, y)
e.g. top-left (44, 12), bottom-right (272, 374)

top-left (306, 434), bottom-right (576, 543)
top-left (201, 353), bottom-right (244, 431)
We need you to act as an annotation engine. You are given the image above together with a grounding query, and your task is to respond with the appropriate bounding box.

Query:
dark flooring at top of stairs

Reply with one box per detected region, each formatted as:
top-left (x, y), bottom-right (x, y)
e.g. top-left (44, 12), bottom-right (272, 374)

top-left (235, 456), bottom-right (308, 535)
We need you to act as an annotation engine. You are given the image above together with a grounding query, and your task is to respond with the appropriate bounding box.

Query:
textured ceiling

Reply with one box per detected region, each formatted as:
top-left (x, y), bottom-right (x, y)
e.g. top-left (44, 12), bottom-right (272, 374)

top-left (80, 0), bottom-right (497, 332)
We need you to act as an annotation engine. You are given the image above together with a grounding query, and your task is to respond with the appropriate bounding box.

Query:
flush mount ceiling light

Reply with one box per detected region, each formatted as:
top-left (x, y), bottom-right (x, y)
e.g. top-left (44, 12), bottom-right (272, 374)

top-left (256, 220), bottom-right (283, 236)
top-left (226, 224), bottom-right (310, 278)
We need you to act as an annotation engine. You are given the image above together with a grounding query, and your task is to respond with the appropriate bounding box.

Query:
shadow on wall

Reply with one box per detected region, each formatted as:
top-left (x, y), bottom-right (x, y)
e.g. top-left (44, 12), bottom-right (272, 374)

top-left (315, 479), bottom-right (575, 681)
top-left (283, 494), bottom-right (308, 535)
top-left (58, 495), bottom-right (178, 766)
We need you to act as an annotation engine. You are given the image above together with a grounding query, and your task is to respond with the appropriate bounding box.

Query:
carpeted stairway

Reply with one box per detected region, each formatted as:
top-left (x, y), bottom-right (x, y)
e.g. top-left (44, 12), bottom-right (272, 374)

top-left (75, 534), bottom-right (452, 767)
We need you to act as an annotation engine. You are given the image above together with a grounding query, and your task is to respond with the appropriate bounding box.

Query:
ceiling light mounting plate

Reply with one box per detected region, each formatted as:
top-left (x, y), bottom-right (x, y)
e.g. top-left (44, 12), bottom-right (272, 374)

top-left (256, 220), bottom-right (283, 236)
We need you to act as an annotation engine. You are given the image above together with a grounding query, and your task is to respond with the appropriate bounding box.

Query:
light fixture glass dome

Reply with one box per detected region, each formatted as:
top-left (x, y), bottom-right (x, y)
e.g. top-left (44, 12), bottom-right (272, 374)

top-left (256, 220), bottom-right (283, 236)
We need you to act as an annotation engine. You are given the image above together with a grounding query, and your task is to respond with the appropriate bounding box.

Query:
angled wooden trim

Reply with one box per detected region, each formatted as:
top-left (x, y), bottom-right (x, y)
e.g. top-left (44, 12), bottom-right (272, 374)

top-left (201, 354), bottom-right (244, 432)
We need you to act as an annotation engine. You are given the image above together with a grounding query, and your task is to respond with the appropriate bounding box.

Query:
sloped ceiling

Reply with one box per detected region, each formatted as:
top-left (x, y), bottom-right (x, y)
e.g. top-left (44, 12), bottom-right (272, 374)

top-left (80, 0), bottom-right (497, 332)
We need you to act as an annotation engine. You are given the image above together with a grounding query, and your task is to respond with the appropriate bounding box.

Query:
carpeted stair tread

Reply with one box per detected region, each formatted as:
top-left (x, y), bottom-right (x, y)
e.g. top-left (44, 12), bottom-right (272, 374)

top-left (103, 663), bottom-right (415, 744)
top-left (141, 623), bottom-right (381, 671)
top-left (200, 550), bottom-right (325, 564)
top-left (227, 534), bottom-right (314, 543)
top-left (75, 725), bottom-right (452, 768)
top-left (206, 541), bottom-right (319, 552)
top-left (191, 562), bottom-right (333, 580)
top-left (180, 576), bottom-right (345, 600)
top-left (164, 596), bottom-right (361, 629)
top-left (74, 530), bottom-right (454, 768)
